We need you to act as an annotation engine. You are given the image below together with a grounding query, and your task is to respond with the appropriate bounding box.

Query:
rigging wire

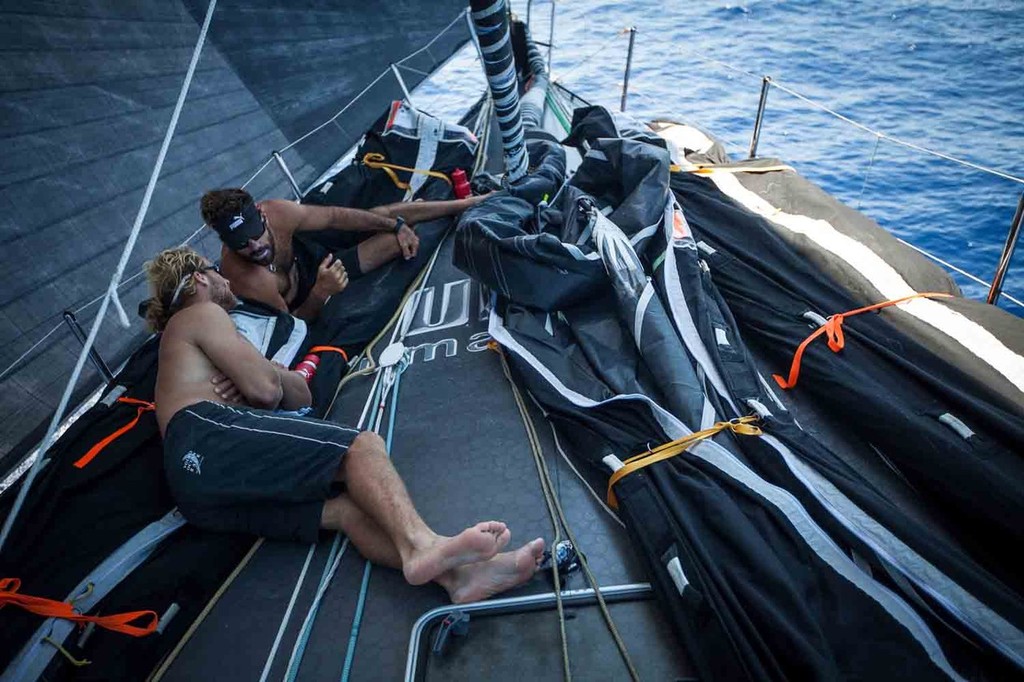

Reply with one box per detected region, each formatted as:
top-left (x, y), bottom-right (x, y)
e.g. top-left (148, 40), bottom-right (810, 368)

top-left (674, 45), bottom-right (1024, 186)
top-left (0, 11), bottom-right (469, 393)
top-left (0, 0), bottom-right (219, 552)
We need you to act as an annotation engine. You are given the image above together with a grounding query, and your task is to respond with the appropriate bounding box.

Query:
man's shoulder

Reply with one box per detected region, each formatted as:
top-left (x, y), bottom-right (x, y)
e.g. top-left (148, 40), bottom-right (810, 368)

top-left (167, 302), bottom-right (230, 331)
top-left (260, 198), bottom-right (304, 234)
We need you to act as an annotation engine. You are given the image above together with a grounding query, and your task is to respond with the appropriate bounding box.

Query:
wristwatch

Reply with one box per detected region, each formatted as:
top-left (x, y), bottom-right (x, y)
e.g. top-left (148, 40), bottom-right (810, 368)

top-left (393, 216), bottom-right (406, 235)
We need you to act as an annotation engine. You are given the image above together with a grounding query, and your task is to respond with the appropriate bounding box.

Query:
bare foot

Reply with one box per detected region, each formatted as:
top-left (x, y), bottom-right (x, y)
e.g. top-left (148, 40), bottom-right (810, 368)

top-left (443, 538), bottom-right (546, 604)
top-left (404, 521), bottom-right (510, 586)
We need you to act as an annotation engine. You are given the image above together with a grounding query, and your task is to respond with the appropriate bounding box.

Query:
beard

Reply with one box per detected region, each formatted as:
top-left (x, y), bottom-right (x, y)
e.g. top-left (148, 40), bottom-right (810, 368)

top-left (248, 244), bottom-right (274, 266)
top-left (213, 283), bottom-right (239, 310)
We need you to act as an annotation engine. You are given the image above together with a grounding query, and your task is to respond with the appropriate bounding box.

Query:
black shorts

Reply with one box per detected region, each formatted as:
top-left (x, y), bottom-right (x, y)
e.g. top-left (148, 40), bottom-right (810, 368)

top-left (163, 401), bottom-right (359, 542)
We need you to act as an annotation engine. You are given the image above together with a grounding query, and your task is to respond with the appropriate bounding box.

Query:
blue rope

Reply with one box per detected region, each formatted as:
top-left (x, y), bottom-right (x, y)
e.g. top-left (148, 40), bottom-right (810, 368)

top-left (283, 373), bottom-right (388, 682)
top-left (340, 367), bottom-right (404, 681)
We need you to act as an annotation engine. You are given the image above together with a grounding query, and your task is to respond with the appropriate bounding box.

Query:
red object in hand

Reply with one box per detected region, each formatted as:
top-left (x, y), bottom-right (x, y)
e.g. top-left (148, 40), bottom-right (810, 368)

top-left (451, 168), bottom-right (471, 200)
top-left (294, 354), bottom-right (320, 383)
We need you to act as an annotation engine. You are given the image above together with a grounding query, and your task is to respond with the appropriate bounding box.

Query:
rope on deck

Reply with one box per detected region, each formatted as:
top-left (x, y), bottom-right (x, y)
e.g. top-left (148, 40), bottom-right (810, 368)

top-left (496, 346), bottom-right (641, 682)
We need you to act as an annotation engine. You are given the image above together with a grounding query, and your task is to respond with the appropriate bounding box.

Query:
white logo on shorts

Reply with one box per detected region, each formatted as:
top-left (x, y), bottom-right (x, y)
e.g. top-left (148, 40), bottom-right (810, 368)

top-left (182, 450), bottom-right (203, 475)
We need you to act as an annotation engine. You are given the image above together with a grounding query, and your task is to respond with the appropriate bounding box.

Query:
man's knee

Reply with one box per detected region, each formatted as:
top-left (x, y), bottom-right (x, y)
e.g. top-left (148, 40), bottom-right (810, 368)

top-left (349, 431), bottom-right (386, 459)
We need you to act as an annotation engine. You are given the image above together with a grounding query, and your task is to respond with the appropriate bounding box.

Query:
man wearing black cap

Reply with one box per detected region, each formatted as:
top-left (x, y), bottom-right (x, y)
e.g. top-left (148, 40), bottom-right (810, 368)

top-left (202, 188), bottom-right (484, 322)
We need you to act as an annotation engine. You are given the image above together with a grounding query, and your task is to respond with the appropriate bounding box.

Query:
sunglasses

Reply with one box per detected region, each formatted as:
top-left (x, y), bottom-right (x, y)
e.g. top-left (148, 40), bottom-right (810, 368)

top-left (168, 263), bottom-right (221, 309)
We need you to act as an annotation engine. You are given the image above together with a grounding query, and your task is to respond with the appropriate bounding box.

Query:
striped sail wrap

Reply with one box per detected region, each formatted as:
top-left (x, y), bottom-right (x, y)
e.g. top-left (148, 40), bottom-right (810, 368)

top-left (518, 25), bottom-right (549, 130)
top-left (470, 0), bottom-right (529, 182)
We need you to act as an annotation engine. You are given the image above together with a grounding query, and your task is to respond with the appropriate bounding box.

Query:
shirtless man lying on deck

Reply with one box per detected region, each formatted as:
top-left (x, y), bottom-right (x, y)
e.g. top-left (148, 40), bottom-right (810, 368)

top-left (145, 246), bottom-right (544, 603)
top-left (202, 188), bottom-right (486, 323)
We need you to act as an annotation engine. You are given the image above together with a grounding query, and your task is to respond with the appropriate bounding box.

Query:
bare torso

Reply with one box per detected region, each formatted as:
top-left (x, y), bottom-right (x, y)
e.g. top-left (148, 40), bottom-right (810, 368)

top-left (220, 201), bottom-right (301, 310)
top-left (155, 306), bottom-right (235, 435)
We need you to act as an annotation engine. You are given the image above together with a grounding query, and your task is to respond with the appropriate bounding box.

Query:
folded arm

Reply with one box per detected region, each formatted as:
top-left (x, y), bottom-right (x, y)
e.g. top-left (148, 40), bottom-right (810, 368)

top-left (192, 303), bottom-right (311, 410)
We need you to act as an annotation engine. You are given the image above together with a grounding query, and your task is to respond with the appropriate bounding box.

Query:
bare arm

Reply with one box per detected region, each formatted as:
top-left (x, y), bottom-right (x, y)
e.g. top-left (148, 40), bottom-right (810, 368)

top-left (262, 198), bottom-right (396, 234)
top-left (292, 254), bottom-right (348, 322)
top-left (191, 303), bottom-right (283, 409)
top-left (274, 365), bottom-right (312, 411)
top-left (369, 195), bottom-right (486, 224)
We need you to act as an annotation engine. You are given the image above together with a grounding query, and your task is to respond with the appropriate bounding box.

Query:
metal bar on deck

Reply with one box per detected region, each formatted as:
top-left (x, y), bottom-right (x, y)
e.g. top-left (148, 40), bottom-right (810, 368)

top-left (620, 26), bottom-right (637, 112)
top-left (390, 63), bottom-right (416, 107)
top-left (62, 311), bottom-right (114, 384)
top-left (987, 192), bottom-right (1024, 305)
top-left (272, 151), bottom-right (303, 200)
top-left (404, 583), bottom-right (652, 681)
top-left (748, 75), bottom-right (771, 159)
top-left (526, 0), bottom-right (532, 26)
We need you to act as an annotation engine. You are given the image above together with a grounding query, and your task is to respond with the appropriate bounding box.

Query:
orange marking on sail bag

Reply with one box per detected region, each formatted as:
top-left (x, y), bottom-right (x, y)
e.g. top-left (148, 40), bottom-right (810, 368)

top-left (772, 292), bottom-right (954, 390)
top-left (0, 578), bottom-right (158, 637)
top-left (73, 398), bottom-right (156, 469)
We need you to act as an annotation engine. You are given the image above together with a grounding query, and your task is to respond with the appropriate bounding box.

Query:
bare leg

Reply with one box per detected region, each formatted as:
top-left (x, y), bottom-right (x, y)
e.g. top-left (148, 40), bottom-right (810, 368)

top-left (338, 432), bottom-right (512, 585)
top-left (322, 494), bottom-right (545, 604)
top-left (321, 493), bottom-right (401, 568)
top-left (356, 233), bottom-right (402, 273)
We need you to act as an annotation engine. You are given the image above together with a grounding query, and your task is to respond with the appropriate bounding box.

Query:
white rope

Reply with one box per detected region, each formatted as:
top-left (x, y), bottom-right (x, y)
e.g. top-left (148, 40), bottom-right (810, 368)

top-left (1, 13), bottom-right (472, 381)
top-left (0, 0), bottom-right (219, 552)
top-left (258, 543), bottom-right (317, 682)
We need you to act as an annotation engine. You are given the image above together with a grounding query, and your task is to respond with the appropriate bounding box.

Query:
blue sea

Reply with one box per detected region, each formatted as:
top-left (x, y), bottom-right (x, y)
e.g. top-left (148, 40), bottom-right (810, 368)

top-left (420, 0), bottom-right (1024, 311)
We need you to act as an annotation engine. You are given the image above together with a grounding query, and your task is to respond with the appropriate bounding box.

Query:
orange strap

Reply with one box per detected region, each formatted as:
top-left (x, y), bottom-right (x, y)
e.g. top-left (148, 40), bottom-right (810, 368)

top-left (308, 345), bottom-right (349, 362)
top-left (772, 292), bottom-right (954, 390)
top-left (608, 417), bottom-right (763, 509)
top-left (73, 398), bottom-right (156, 469)
top-left (0, 578), bottom-right (158, 637)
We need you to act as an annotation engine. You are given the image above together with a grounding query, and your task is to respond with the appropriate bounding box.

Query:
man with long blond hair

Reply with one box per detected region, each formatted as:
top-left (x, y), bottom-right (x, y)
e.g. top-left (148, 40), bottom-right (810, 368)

top-left (145, 246), bottom-right (544, 603)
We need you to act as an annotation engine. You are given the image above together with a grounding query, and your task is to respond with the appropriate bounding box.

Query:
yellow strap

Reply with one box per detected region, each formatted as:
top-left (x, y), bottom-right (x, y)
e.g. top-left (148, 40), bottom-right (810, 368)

top-left (669, 163), bottom-right (793, 175)
top-left (361, 152), bottom-right (452, 190)
top-left (607, 416), bottom-right (762, 509)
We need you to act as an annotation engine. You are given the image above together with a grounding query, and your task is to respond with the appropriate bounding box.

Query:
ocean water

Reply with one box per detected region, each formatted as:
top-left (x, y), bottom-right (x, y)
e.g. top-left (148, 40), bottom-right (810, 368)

top-left (419, 0), bottom-right (1024, 311)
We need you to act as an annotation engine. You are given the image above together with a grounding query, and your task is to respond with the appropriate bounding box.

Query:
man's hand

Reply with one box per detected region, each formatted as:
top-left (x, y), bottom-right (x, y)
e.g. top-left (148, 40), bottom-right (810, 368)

top-left (396, 223), bottom-right (419, 260)
top-left (313, 254), bottom-right (348, 298)
top-left (211, 373), bottom-right (243, 404)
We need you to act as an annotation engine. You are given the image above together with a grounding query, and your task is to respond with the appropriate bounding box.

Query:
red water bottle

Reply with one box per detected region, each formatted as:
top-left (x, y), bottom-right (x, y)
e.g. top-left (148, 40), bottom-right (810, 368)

top-left (294, 354), bottom-right (320, 383)
top-left (451, 168), bottom-right (471, 200)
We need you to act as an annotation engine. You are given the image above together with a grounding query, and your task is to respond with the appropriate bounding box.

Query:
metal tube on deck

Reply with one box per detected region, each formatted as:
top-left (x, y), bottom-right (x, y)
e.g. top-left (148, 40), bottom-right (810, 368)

top-left (748, 75), bottom-right (771, 159)
top-left (62, 311), bottom-right (114, 384)
top-left (469, 0), bottom-right (529, 182)
top-left (272, 151), bottom-right (303, 200)
top-left (620, 26), bottom-right (637, 112)
top-left (526, 0), bottom-right (532, 26)
top-left (987, 192), bottom-right (1024, 305)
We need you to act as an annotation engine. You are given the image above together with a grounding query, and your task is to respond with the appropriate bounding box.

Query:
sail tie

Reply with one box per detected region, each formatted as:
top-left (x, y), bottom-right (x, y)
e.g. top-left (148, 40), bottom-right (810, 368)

top-left (0, 578), bottom-right (158, 638)
top-left (607, 417), bottom-right (763, 510)
top-left (772, 291), bottom-right (954, 390)
top-left (361, 153), bottom-right (452, 191)
top-left (73, 397), bottom-right (156, 469)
